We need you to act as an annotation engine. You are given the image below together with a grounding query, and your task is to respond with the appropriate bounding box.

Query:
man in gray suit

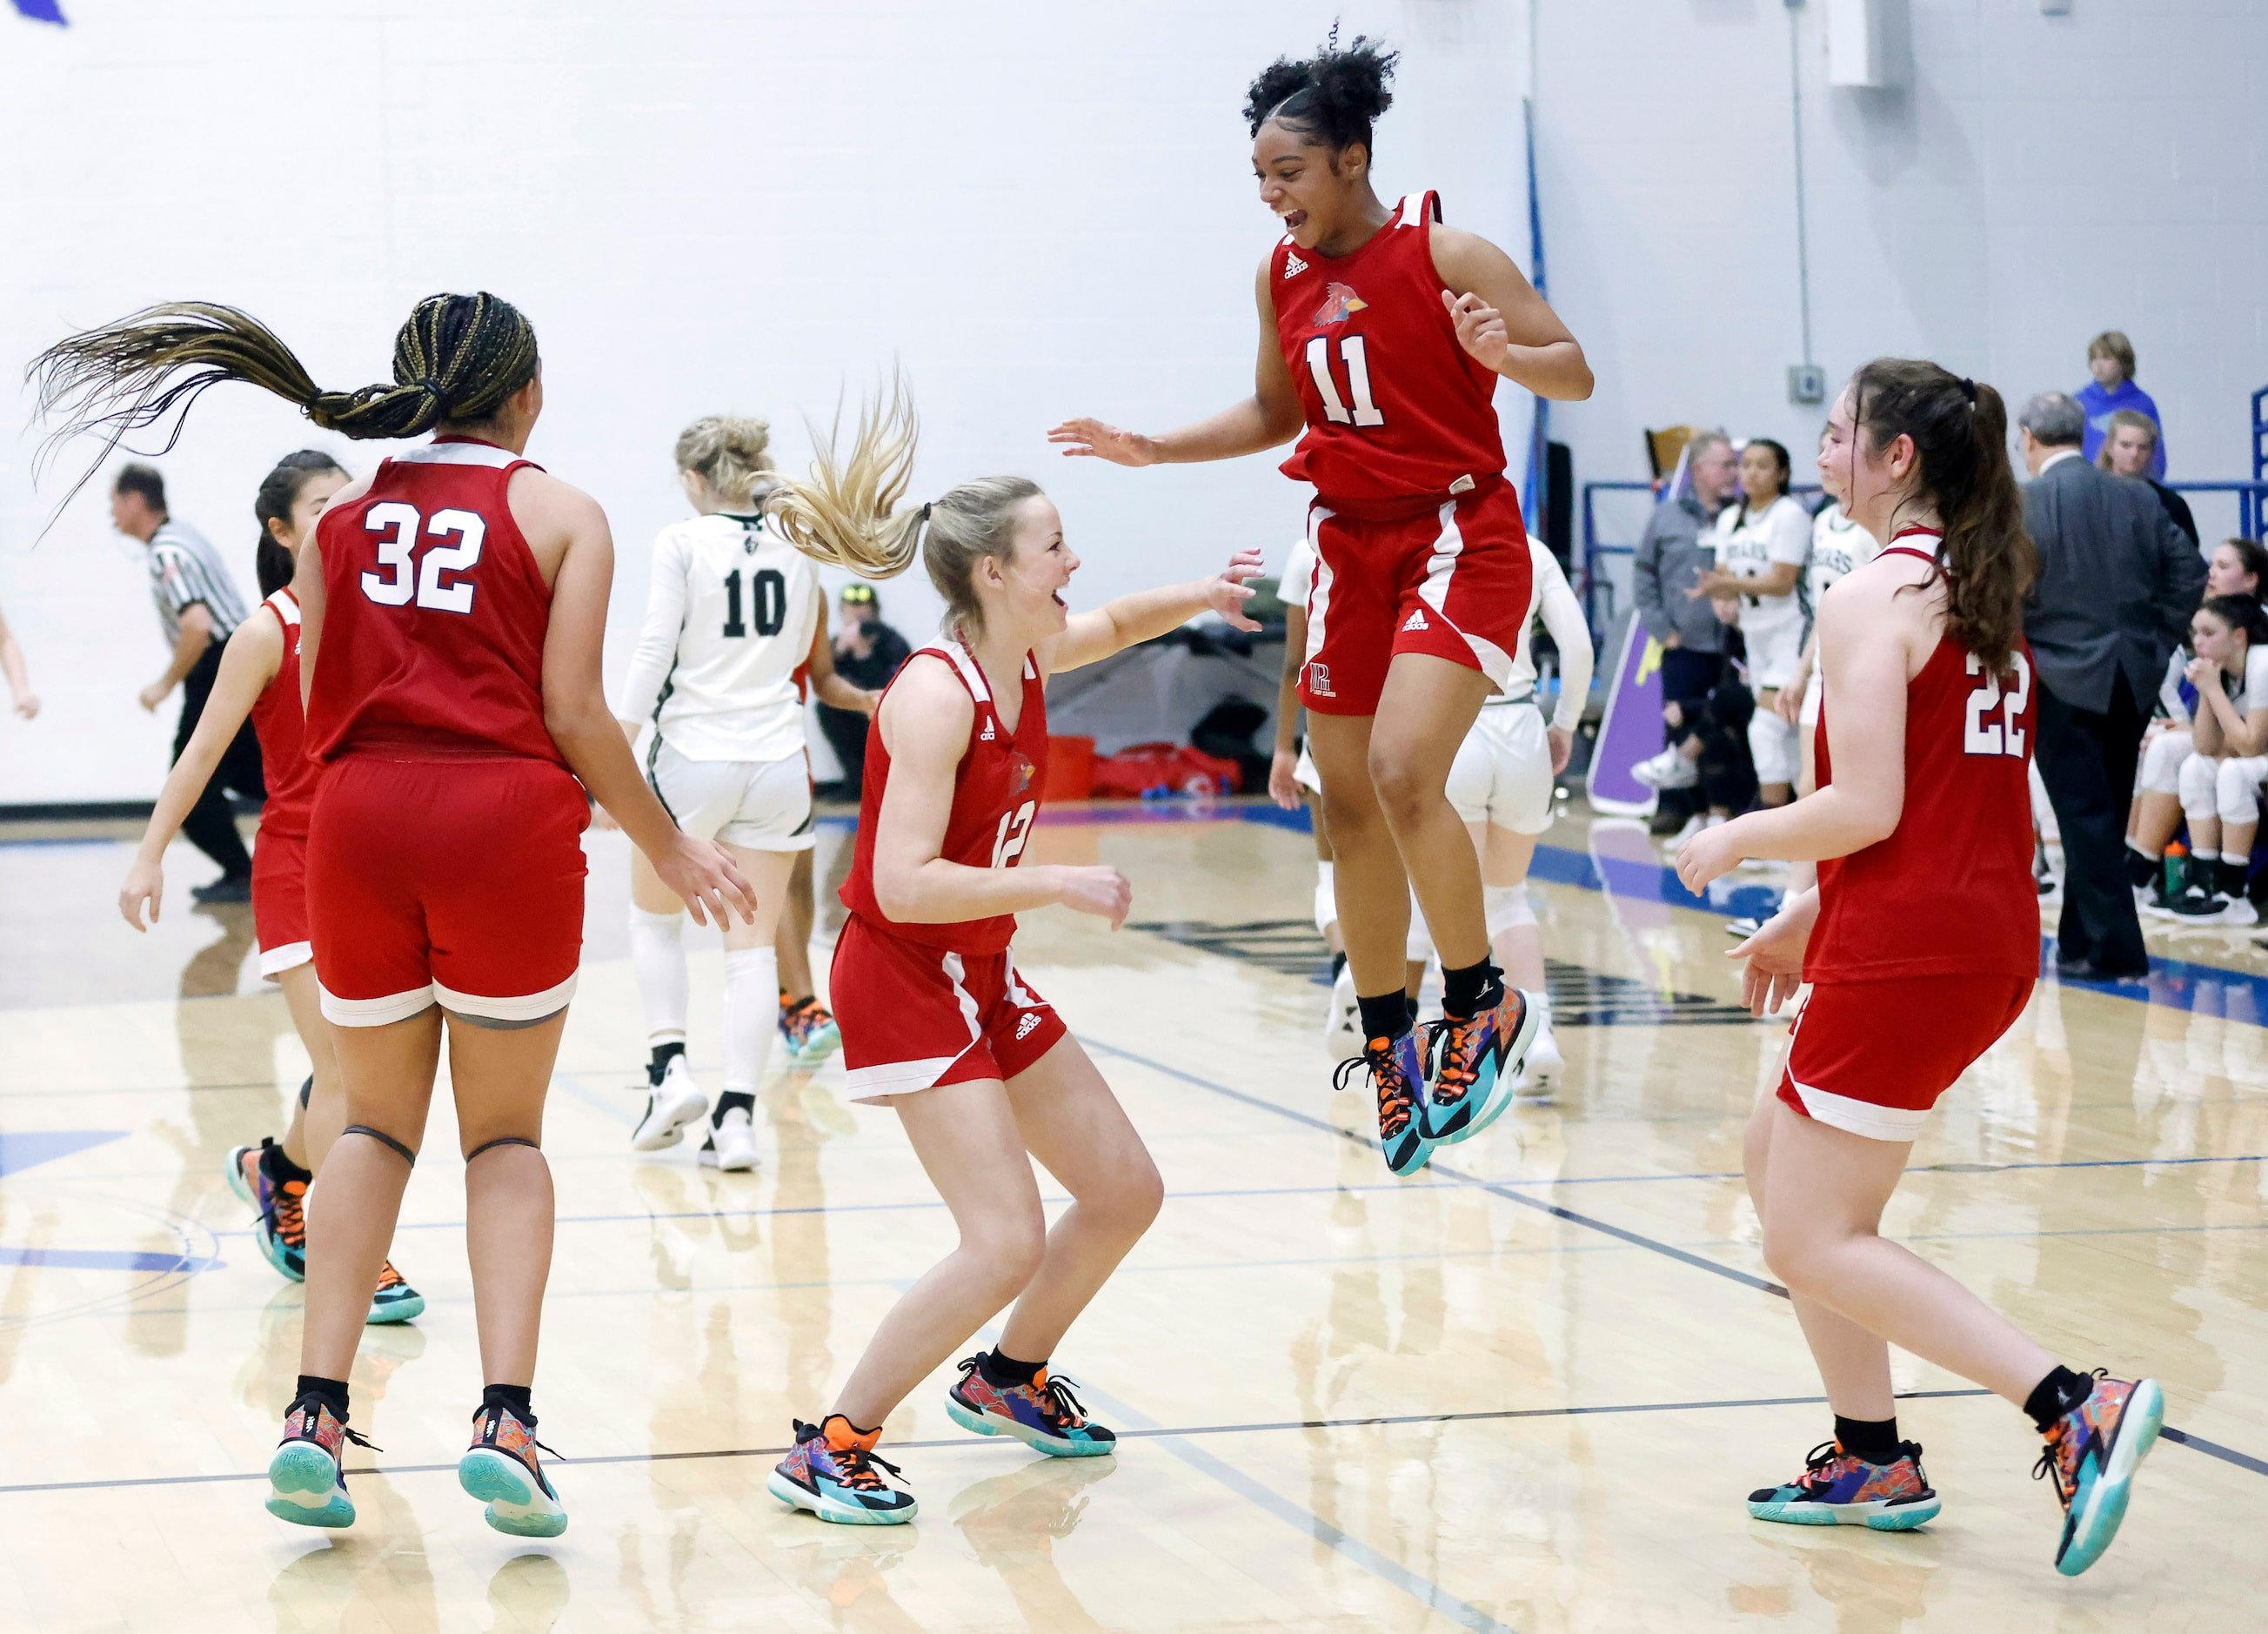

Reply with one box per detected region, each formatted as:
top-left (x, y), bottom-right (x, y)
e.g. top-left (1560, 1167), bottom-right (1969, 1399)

top-left (2020, 392), bottom-right (2204, 980)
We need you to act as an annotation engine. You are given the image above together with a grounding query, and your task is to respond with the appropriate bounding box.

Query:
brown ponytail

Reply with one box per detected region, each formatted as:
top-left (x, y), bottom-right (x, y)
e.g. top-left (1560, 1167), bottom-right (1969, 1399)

top-left (1850, 358), bottom-right (2037, 678)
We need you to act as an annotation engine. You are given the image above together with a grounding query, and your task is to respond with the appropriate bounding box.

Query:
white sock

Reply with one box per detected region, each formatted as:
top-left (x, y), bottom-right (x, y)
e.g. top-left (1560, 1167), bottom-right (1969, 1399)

top-left (723, 946), bottom-right (779, 1095)
top-left (1314, 861), bottom-right (1337, 939)
top-left (630, 907), bottom-right (689, 1048)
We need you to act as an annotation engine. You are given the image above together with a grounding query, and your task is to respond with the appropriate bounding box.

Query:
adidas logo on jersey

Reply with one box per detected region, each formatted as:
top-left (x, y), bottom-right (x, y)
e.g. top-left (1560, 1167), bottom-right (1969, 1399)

top-left (1283, 250), bottom-right (1308, 278)
top-left (1402, 608), bottom-right (1430, 632)
top-left (980, 720), bottom-right (997, 741)
top-left (1015, 1011), bottom-right (1044, 1040)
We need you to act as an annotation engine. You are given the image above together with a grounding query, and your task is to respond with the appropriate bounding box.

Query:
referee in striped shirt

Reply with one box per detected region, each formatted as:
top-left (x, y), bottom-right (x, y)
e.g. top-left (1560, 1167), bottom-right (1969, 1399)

top-left (114, 464), bottom-right (264, 902)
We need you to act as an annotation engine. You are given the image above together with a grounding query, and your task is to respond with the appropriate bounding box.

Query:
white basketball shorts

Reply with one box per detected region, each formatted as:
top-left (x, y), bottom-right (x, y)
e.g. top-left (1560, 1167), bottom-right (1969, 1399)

top-left (647, 739), bottom-right (815, 851)
top-left (1445, 702), bottom-right (1555, 834)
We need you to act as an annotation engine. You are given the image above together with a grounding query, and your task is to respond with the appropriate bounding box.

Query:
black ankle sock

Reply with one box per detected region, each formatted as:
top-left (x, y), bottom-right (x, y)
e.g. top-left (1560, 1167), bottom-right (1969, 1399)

top-left (1356, 990), bottom-right (1414, 1043)
top-left (978, 1349), bottom-right (1047, 1389)
top-left (713, 1089), bottom-right (755, 1126)
top-left (261, 1137), bottom-right (311, 1186)
top-left (1404, 994), bottom-right (1421, 1026)
top-left (647, 1041), bottom-right (686, 1086)
top-left (1328, 949), bottom-right (1346, 982)
top-left (484, 1383), bottom-right (535, 1424)
top-left (1833, 1414), bottom-right (1901, 1465)
top-left (2024, 1365), bottom-right (2092, 1433)
top-left (298, 1074), bottom-right (314, 1110)
top-left (295, 1374), bottom-right (350, 1419)
top-left (2218, 857), bottom-right (2251, 897)
top-left (1442, 959), bottom-right (1504, 1021)
top-left (2124, 847), bottom-right (2160, 889)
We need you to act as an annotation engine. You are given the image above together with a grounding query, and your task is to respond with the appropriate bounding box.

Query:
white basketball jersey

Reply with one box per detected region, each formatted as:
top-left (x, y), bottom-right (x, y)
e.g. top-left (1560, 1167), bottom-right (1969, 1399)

top-left (618, 512), bottom-right (820, 763)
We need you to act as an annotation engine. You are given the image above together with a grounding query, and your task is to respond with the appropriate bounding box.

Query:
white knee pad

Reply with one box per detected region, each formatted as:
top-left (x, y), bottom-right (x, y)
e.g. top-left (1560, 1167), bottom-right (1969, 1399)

top-left (2178, 751), bottom-right (2219, 821)
top-left (1314, 861), bottom-right (1337, 937)
top-left (2217, 757), bottom-right (2265, 825)
top-left (1483, 884), bottom-right (1536, 939)
top-left (2138, 729), bottom-right (2191, 795)
top-left (1404, 887), bottom-right (1434, 962)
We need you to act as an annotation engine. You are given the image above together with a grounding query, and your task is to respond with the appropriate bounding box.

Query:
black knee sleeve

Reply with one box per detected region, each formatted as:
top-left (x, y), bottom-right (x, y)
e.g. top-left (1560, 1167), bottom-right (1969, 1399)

top-left (465, 1135), bottom-right (540, 1163)
top-left (343, 1124), bottom-right (418, 1167)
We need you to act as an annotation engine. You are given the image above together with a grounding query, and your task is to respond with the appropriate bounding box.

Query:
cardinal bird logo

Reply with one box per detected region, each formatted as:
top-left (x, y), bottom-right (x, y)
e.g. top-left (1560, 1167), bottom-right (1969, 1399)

top-left (1014, 758), bottom-right (1035, 795)
top-left (1312, 282), bottom-right (1368, 326)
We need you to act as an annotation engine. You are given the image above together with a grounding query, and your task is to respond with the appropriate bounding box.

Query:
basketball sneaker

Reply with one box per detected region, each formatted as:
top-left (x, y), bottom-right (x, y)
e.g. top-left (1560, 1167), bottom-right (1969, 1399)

top-left (781, 996), bottom-right (843, 1067)
top-left (265, 1391), bottom-right (373, 1530)
top-left (946, 1356), bottom-right (1117, 1458)
top-left (1321, 961), bottom-right (1361, 1057)
top-left (1519, 1023), bottom-right (1564, 1102)
top-left (460, 1393), bottom-right (567, 1537)
top-left (1746, 1438), bottom-right (1941, 1530)
top-left (1630, 747), bottom-right (1698, 791)
top-left (632, 1054), bottom-right (708, 1151)
top-left (1422, 988), bottom-right (1542, 1144)
top-left (366, 1260), bottom-right (424, 1325)
top-left (224, 1139), bottom-right (272, 1214)
top-left (2035, 1372), bottom-right (2163, 1577)
top-left (768, 1416), bottom-right (918, 1525)
top-left (259, 1171), bottom-right (309, 1282)
top-left (699, 1105), bottom-right (760, 1172)
top-left (1333, 1029), bottom-right (1434, 1176)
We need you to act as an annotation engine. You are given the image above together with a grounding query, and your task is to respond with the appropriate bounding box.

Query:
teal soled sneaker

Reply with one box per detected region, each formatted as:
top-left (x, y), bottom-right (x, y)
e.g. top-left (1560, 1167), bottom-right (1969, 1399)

top-left (769, 1416), bottom-right (917, 1525)
top-left (459, 1393), bottom-right (567, 1537)
top-left (1422, 987), bottom-right (1542, 1145)
top-left (946, 1356), bottom-right (1117, 1457)
top-left (265, 1391), bottom-right (372, 1529)
top-left (2037, 1373), bottom-right (2164, 1577)
top-left (1334, 1028), bottom-right (1435, 1177)
top-left (1747, 1438), bottom-right (1942, 1530)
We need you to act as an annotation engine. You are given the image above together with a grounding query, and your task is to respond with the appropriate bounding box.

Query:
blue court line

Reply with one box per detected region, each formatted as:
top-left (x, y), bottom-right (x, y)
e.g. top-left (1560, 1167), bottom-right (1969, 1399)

top-left (1081, 1033), bottom-right (2268, 1484)
top-left (0, 1130), bottom-right (124, 1177)
top-left (0, 1247), bottom-right (217, 1274)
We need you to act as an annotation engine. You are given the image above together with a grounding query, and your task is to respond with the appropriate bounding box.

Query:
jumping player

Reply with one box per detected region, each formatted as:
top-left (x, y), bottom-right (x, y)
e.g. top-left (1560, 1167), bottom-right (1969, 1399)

top-left (1052, 36), bottom-right (1590, 1176)
top-left (118, 450), bottom-right (421, 1323)
top-left (1677, 360), bottom-right (2162, 1577)
top-left (756, 392), bottom-right (1263, 1525)
top-left (33, 294), bottom-right (754, 1537)
top-left (1442, 534), bottom-right (1592, 1098)
top-left (616, 414), bottom-right (878, 1170)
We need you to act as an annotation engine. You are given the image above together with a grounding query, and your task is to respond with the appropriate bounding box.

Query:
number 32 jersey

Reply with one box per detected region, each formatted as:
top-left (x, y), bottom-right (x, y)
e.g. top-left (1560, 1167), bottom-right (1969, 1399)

top-left (1808, 621), bottom-right (2040, 984)
top-left (840, 640), bottom-right (1048, 956)
top-left (304, 438), bottom-right (563, 767)
top-left (1272, 190), bottom-right (1507, 504)
top-left (617, 512), bottom-right (820, 764)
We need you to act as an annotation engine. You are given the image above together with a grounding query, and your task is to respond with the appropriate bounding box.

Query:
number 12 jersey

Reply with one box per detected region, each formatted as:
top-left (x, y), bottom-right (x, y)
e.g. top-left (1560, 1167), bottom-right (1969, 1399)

top-left (618, 511), bottom-right (820, 764)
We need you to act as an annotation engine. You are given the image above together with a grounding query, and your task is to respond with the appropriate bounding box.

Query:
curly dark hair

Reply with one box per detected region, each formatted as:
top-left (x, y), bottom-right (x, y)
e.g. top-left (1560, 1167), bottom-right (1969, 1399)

top-left (1243, 32), bottom-right (1398, 158)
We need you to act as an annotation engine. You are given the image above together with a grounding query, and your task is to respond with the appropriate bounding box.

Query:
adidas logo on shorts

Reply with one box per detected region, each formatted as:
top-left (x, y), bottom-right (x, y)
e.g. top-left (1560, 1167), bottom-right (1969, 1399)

top-left (1284, 250), bottom-right (1308, 278)
top-left (1015, 1011), bottom-right (1043, 1040)
top-left (1402, 608), bottom-right (1429, 632)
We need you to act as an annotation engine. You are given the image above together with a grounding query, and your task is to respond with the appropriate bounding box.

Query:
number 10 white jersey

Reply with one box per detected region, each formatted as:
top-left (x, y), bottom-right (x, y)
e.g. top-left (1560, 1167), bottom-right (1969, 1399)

top-left (617, 512), bottom-right (820, 764)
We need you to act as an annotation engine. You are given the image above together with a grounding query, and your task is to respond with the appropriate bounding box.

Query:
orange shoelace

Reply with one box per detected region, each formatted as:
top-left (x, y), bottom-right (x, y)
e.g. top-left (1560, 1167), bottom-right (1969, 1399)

top-left (373, 1260), bottom-right (405, 1293)
top-left (271, 1179), bottom-right (308, 1249)
top-left (1334, 1044), bottom-right (1417, 1136)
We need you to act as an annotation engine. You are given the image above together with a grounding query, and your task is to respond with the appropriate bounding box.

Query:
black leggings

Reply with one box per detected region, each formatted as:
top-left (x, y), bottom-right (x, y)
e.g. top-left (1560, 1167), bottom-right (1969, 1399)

top-left (173, 642), bottom-right (265, 879)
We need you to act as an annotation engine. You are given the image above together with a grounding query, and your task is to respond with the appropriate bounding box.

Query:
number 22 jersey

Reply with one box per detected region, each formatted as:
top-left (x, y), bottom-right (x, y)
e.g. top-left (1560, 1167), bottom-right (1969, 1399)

top-left (616, 511), bottom-right (821, 764)
top-left (1808, 552), bottom-right (2039, 983)
top-left (839, 640), bottom-right (1048, 955)
top-left (304, 437), bottom-right (562, 767)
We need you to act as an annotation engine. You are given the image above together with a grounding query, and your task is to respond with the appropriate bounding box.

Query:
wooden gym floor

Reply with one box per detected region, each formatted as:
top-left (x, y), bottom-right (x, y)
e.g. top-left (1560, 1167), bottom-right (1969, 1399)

top-left (1, 800), bottom-right (2264, 1631)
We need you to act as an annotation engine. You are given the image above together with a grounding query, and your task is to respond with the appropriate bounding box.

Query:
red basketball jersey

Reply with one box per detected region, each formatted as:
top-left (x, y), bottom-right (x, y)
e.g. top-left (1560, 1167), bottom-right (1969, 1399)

top-left (1272, 191), bottom-right (1507, 504)
top-left (304, 438), bottom-right (563, 766)
top-left (1808, 548), bottom-right (2040, 981)
top-left (840, 641), bottom-right (1049, 955)
top-left (248, 587), bottom-right (319, 838)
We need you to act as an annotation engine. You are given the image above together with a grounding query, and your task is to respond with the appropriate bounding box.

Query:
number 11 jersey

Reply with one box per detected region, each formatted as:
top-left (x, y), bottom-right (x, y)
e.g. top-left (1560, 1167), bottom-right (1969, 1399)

top-left (617, 511), bottom-right (820, 764)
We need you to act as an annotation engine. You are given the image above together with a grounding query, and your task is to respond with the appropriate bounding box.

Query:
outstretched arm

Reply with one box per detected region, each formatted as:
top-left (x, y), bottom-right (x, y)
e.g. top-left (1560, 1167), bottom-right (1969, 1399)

top-left (120, 616), bottom-right (283, 929)
top-left (1048, 258), bottom-right (1306, 467)
top-left (1431, 226), bottom-right (1593, 402)
top-left (1042, 548), bottom-right (1265, 675)
top-left (1269, 601), bottom-right (1308, 808)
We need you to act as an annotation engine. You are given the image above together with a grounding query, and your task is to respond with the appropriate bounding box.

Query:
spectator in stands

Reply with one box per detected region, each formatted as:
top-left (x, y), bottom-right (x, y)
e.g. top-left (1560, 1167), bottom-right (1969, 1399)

top-left (2207, 537), bottom-right (2268, 599)
top-left (115, 463), bottom-right (263, 902)
top-left (1629, 432), bottom-right (1741, 835)
top-left (2097, 408), bottom-right (2195, 546)
top-left (817, 579), bottom-right (910, 795)
top-left (0, 601), bottom-right (36, 719)
top-left (1690, 438), bottom-right (1810, 808)
top-left (2077, 330), bottom-right (2164, 477)
top-left (2020, 392), bottom-right (2204, 979)
top-left (2129, 595), bottom-right (2268, 926)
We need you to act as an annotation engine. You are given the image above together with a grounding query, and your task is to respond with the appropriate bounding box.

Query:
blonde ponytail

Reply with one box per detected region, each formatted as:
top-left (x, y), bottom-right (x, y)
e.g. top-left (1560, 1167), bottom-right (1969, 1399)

top-left (766, 379), bottom-right (922, 579)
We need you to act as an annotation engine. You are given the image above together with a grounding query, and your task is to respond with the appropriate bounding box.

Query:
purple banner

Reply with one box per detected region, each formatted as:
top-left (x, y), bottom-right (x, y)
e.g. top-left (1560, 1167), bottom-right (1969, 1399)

top-left (1585, 613), bottom-right (1666, 816)
top-left (11, 0), bottom-right (66, 22)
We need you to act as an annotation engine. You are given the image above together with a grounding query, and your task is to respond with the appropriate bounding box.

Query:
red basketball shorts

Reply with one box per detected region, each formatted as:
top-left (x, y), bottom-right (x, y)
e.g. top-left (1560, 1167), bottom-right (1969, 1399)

top-left (308, 754), bottom-right (590, 1028)
top-left (1298, 476), bottom-right (1533, 716)
top-left (1778, 974), bottom-right (2034, 1141)
top-left (251, 827), bottom-right (311, 977)
top-left (830, 913), bottom-right (1067, 1103)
